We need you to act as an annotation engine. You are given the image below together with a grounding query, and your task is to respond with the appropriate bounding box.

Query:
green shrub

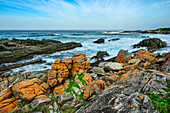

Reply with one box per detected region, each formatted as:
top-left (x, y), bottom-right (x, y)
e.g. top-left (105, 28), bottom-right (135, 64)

top-left (147, 80), bottom-right (170, 113)
top-left (64, 74), bottom-right (86, 99)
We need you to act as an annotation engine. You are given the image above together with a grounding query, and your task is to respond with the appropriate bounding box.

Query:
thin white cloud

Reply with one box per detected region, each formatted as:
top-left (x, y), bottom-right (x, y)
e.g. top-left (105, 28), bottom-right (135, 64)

top-left (152, 0), bottom-right (170, 7)
top-left (0, 0), bottom-right (141, 19)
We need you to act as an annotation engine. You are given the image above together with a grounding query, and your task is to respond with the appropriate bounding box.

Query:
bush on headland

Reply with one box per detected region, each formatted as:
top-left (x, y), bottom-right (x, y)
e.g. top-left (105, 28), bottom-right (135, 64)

top-left (0, 48), bottom-right (170, 113)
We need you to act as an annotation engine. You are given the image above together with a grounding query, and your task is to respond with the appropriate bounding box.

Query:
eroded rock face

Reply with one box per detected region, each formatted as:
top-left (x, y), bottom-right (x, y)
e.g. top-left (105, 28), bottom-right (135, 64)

top-left (76, 68), bottom-right (169, 113)
top-left (48, 53), bottom-right (90, 87)
top-left (0, 88), bottom-right (12, 102)
top-left (134, 49), bottom-right (157, 62)
top-left (161, 58), bottom-right (170, 73)
top-left (0, 38), bottom-right (82, 64)
top-left (72, 53), bottom-right (90, 77)
top-left (0, 97), bottom-right (18, 113)
top-left (12, 78), bottom-right (50, 102)
top-left (115, 49), bottom-right (132, 63)
top-left (48, 59), bottom-right (72, 87)
top-left (83, 80), bottom-right (105, 100)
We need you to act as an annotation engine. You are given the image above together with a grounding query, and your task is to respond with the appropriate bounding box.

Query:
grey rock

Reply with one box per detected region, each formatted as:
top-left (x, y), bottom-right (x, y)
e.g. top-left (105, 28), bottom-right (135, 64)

top-left (92, 67), bottom-right (105, 76)
top-left (104, 62), bottom-right (123, 71)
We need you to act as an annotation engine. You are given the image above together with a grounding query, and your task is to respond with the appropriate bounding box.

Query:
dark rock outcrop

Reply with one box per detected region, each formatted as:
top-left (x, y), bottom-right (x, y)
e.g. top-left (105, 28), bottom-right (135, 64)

top-left (133, 38), bottom-right (167, 52)
top-left (0, 38), bottom-right (82, 64)
top-left (93, 39), bottom-right (105, 43)
top-left (0, 59), bottom-right (45, 72)
top-left (91, 51), bottom-right (110, 61)
top-left (108, 38), bottom-right (120, 41)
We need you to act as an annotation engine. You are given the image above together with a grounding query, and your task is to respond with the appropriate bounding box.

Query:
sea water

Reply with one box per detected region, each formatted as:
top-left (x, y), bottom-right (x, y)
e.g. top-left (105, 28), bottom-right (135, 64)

top-left (0, 30), bottom-right (170, 74)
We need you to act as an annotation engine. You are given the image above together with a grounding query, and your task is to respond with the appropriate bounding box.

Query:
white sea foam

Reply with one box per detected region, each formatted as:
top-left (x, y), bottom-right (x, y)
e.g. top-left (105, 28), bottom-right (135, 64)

top-left (0, 30), bottom-right (170, 75)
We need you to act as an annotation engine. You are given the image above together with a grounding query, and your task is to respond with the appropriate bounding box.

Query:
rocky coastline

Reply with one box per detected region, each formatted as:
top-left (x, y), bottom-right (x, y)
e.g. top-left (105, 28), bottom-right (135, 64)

top-left (0, 38), bottom-right (82, 64)
top-left (121, 28), bottom-right (170, 34)
top-left (0, 46), bottom-right (169, 113)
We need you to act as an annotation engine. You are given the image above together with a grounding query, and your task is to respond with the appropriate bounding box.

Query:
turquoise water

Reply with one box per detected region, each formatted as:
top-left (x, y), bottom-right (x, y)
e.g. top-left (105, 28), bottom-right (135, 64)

top-left (0, 30), bottom-right (170, 74)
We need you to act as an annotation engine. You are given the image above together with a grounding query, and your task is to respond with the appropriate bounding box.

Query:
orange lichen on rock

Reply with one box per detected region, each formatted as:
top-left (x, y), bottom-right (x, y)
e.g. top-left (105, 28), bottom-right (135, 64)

top-left (48, 59), bottom-right (71, 87)
top-left (71, 53), bottom-right (90, 77)
top-left (0, 88), bottom-right (12, 102)
top-left (0, 97), bottom-right (18, 113)
top-left (115, 49), bottom-right (132, 63)
top-left (83, 80), bottom-right (105, 99)
top-left (134, 49), bottom-right (156, 62)
top-left (53, 79), bottom-right (70, 97)
top-left (163, 53), bottom-right (170, 59)
top-left (12, 78), bottom-right (50, 102)
top-left (118, 69), bottom-right (141, 82)
top-left (75, 73), bottom-right (92, 86)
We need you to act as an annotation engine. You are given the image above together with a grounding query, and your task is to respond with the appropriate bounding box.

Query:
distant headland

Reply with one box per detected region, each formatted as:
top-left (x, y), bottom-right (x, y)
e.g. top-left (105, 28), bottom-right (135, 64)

top-left (121, 28), bottom-right (170, 34)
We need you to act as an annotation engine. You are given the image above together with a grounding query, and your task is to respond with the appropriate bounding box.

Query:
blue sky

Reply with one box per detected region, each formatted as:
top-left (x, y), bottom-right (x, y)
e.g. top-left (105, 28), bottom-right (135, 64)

top-left (0, 0), bottom-right (170, 30)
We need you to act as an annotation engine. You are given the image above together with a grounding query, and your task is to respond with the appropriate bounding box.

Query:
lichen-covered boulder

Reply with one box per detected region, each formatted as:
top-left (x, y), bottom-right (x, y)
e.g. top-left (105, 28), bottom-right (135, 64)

top-left (0, 97), bottom-right (18, 113)
top-left (48, 58), bottom-right (72, 87)
top-left (115, 49), bottom-right (132, 63)
top-left (134, 49), bottom-right (157, 62)
top-left (83, 80), bottom-right (105, 100)
top-left (12, 78), bottom-right (50, 102)
top-left (53, 79), bottom-right (70, 97)
top-left (71, 53), bottom-right (90, 77)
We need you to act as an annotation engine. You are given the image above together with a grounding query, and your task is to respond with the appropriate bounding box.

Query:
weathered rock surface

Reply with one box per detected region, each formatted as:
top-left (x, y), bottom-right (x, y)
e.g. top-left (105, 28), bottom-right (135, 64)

top-left (133, 38), bottom-right (167, 52)
top-left (0, 97), bottom-right (18, 113)
top-left (93, 39), bottom-right (105, 43)
top-left (12, 78), bottom-right (50, 102)
top-left (104, 62), bottom-right (123, 71)
top-left (0, 38), bottom-right (82, 64)
top-left (134, 49), bottom-right (157, 62)
top-left (83, 80), bottom-right (105, 100)
top-left (76, 69), bottom-right (169, 113)
top-left (48, 53), bottom-right (90, 87)
top-left (92, 67), bottom-right (105, 76)
top-left (115, 49), bottom-right (132, 63)
top-left (161, 58), bottom-right (170, 73)
top-left (71, 53), bottom-right (90, 77)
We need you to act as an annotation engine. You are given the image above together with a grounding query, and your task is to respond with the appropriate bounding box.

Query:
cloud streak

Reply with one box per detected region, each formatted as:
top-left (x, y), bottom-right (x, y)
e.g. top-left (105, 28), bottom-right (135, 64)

top-left (0, 0), bottom-right (170, 30)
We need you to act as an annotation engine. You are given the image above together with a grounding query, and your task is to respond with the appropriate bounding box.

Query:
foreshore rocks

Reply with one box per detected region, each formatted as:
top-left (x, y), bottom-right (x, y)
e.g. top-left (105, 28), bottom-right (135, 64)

top-left (133, 38), bottom-right (167, 52)
top-left (0, 38), bottom-right (82, 64)
top-left (0, 49), bottom-right (170, 113)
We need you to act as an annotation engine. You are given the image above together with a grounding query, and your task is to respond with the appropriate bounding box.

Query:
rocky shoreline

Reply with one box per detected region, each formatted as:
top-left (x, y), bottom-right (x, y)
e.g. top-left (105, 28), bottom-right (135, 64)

top-left (0, 47), bottom-right (169, 113)
top-left (121, 28), bottom-right (170, 34)
top-left (0, 38), bottom-right (82, 64)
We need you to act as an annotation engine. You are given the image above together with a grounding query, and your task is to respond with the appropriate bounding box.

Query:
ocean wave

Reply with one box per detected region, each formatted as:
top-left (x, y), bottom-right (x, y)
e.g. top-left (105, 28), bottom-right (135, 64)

top-left (70, 33), bottom-right (85, 36)
top-left (103, 31), bottom-right (132, 35)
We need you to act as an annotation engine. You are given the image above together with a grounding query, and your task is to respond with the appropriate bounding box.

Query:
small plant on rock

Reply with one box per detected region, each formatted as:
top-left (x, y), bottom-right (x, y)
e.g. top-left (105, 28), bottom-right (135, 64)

top-left (64, 73), bottom-right (87, 99)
